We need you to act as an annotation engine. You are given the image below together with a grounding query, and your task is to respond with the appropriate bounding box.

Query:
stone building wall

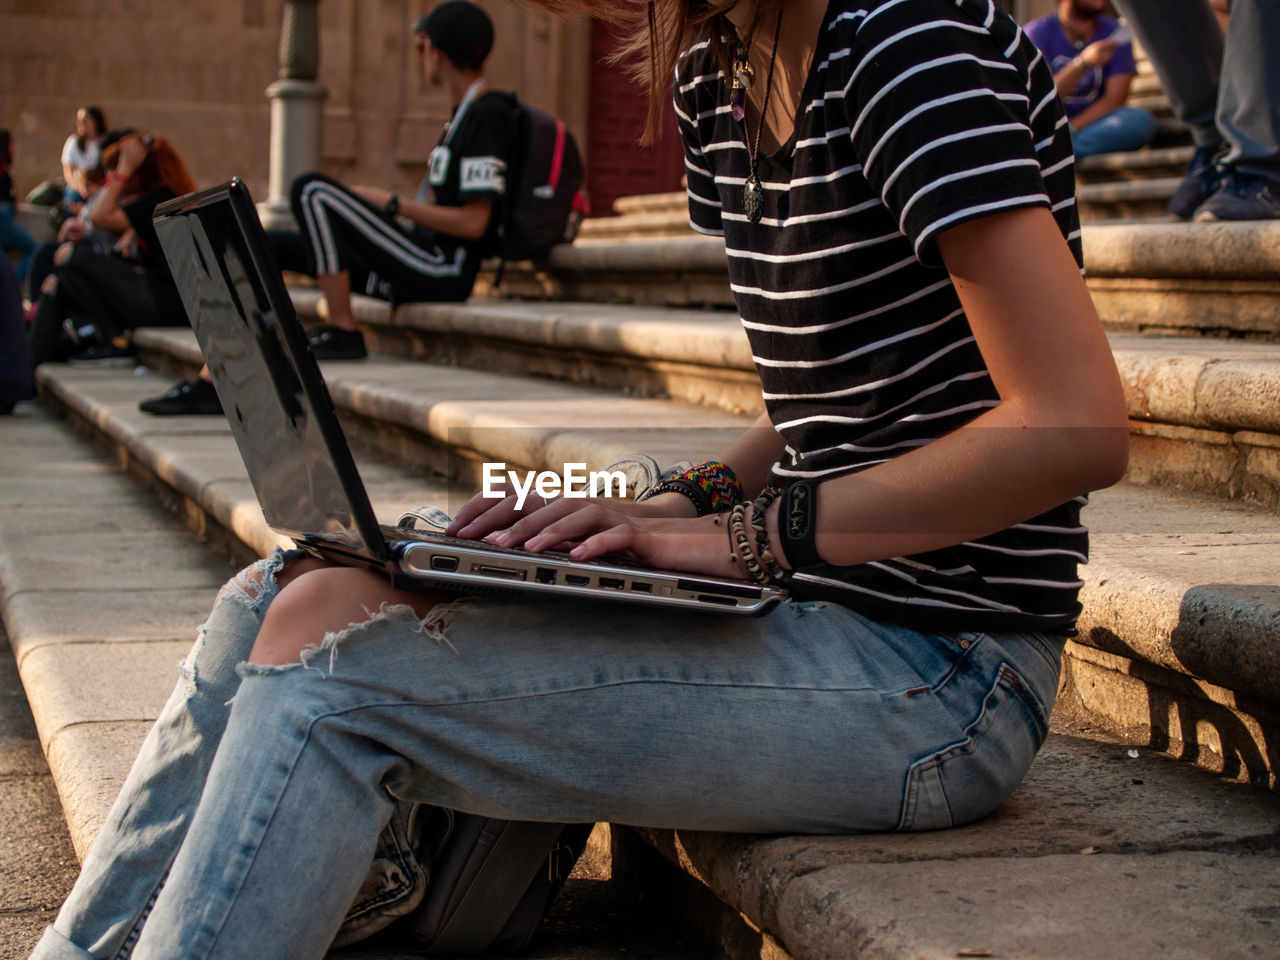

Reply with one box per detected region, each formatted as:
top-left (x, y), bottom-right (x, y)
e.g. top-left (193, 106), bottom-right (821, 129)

top-left (0, 0), bottom-right (590, 203)
top-left (1, 1), bottom-right (1060, 210)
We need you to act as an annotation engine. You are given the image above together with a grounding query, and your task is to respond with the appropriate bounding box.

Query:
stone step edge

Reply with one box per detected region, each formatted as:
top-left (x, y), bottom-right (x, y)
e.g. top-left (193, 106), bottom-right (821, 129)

top-left (34, 361), bottom-right (1280, 720)
top-left (263, 293), bottom-right (1280, 439)
top-left (589, 178), bottom-right (1189, 232)
top-left (547, 220), bottom-right (1280, 281)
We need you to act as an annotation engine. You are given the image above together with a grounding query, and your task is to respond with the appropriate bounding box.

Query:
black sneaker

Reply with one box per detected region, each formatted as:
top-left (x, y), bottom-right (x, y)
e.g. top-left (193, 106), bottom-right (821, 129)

top-left (1167, 143), bottom-right (1225, 220)
top-left (1192, 170), bottom-right (1280, 222)
top-left (308, 324), bottom-right (367, 360)
top-left (138, 377), bottom-right (224, 416)
top-left (67, 339), bottom-right (136, 367)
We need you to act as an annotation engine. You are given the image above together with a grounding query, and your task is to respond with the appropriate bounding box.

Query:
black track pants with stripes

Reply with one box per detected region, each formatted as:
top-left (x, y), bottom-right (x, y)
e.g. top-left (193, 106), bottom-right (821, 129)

top-left (288, 172), bottom-right (479, 303)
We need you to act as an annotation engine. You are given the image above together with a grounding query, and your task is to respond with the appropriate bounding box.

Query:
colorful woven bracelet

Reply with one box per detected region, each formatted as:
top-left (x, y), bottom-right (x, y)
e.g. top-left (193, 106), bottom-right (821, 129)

top-left (680, 460), bottom-right (744, 514)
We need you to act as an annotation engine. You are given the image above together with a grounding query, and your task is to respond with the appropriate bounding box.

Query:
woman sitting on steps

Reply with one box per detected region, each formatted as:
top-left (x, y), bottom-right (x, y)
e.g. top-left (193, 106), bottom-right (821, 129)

top-left (31, 1), bottom-right (1128, 957)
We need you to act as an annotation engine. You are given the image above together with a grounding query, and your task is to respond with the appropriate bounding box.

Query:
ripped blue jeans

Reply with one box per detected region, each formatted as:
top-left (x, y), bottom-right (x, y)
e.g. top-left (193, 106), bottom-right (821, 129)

top-left (34, 549), bottom-right (1065, 960)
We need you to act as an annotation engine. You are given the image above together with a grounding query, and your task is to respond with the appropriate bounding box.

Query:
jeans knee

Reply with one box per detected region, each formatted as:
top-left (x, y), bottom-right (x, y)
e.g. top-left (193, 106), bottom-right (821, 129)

top-left (247, 567), bottom-right (459, 670)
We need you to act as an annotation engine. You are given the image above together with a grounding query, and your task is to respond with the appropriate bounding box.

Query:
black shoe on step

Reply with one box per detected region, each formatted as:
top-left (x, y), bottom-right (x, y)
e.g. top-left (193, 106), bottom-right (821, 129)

top-left (308, 324), bottom-right (367, 360)
top-left (138, 377), bottom-right (224, 416)
top-left (1167, 143), bottom-right (1226, 220)
top-left (67, 339), bottom-right (136, 367)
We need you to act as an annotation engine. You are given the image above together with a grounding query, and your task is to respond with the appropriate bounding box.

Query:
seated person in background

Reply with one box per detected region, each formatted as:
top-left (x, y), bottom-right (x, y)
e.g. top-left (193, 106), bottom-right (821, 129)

top-left (0, 130), bottom-right (37, 283)
top-left (139, 0), bottom-right (510, 416)
top-left (26, 164), bottom-right (124, 305)
top-left (282, 0), bottom-right (509, 361)
top-left (1025, 0), bottom-right (1156, 158)
top-left (28, 132), bottom-right (195, 367)
top-left (60, 105), bottom-right (108, 214)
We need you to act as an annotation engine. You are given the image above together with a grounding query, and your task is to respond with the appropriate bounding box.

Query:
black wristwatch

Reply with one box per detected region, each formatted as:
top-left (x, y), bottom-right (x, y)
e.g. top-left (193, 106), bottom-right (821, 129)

top-left (384, 193), bottom-right (400, 219)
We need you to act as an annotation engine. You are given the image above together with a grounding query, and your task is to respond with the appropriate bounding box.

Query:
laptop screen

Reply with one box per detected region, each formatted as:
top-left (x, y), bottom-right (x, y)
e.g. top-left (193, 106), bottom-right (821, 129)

top-left (153, 180), bottom-right (386, 559)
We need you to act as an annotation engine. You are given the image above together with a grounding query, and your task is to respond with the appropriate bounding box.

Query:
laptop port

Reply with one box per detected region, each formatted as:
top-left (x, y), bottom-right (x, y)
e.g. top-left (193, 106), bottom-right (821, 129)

top-left (535, 567), bottom-right (556, 585)
top-left (565, 574), bottom-right (590, 586)
top-left (629, 582), bottom-right (652, 593)
top-left (430, 555), bottom-right (459, 572)
top-left (599, 577), bottom-right (624, 590)
top-left (471, 564), bottom-right (526, 581)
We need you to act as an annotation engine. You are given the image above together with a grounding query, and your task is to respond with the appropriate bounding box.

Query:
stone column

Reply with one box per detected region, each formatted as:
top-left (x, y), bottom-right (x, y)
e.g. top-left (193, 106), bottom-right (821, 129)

top-left (259, 0), bottom-right (328, 229)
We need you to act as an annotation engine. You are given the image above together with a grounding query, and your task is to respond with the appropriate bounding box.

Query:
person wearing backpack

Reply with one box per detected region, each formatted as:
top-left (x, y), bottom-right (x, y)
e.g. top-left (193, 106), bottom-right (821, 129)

top-left (293, 1), bottom-right (510, 362)
top-left (137, 1), bottom-right (513, 416)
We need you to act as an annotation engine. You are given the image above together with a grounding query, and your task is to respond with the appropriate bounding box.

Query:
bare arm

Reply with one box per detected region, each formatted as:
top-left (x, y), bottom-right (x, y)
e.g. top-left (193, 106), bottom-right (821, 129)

top-left (91, 137), bottom-right (148, 235)
top-left (778, 205), bottom-right (1128, 569)
top-left (350, 185), bottom-right (492, 241)
top-left (61, 162), bottom-right (82, 196)
top-left (1051, 37), bottom-right (1117, 98)
top-left (495, 206), bottom-right (1127, 578)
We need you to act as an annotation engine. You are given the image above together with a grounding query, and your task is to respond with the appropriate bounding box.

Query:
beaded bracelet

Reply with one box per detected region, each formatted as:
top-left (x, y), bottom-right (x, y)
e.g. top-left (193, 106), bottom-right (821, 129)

top-left (728, 503), bottom-right (768, 584)
top-left (777, 480), bottom-right (823, 569)
top-left (726, 490), bottom-right (790, 586)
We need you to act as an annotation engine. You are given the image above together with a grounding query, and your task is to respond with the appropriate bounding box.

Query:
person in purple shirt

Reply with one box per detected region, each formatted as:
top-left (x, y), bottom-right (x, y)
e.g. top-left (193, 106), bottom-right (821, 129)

top-left (1025, 0), bottom-right (1156, 158)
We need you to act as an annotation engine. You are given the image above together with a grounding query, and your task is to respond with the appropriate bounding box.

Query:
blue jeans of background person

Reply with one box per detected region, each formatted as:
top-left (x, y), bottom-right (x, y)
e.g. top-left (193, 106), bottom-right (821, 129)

top-left (33, 549), bottom-right (1065, 960)
top-left (0, 255), bottom-right (34, 412)
top-left (1112, 0), bottom-right (1280, 183)
top-left (1071, 106), bottom-right (1158, 158)
top-left (0, 201), bottom-right (36, 281)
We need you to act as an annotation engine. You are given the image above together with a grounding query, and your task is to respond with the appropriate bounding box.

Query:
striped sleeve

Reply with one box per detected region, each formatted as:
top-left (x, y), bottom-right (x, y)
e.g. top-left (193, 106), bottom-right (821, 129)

top-left (673, 56), bottom-right (725, 237)
top-left (844, 0), bottom-right (1051, 266)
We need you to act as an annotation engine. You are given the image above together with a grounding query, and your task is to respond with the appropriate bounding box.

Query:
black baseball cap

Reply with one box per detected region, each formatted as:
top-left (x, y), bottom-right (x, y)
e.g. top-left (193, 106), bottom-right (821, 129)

top-left (412, 1), bottom-right (494, 71)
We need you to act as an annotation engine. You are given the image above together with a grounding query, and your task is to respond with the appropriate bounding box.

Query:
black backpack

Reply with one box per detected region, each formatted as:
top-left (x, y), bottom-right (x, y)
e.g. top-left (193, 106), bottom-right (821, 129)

top-left (398, 811), bottom-right (594, 955)
top-left (499, 98), bottom-right (588, 264)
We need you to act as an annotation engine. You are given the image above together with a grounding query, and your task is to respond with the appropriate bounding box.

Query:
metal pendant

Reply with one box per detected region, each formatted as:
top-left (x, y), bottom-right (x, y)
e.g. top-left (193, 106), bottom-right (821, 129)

top-left (743, 176), bottom-right (764, 223)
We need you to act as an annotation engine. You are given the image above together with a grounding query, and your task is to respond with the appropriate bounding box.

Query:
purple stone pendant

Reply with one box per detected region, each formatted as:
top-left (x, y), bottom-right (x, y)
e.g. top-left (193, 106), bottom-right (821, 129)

top-left (730, 59), bottom-right (754, 123)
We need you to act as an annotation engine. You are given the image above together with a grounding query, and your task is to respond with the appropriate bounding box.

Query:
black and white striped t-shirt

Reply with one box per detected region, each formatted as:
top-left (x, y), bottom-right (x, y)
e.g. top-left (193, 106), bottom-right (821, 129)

top-left (674, 0), bottom-right (1088, 634)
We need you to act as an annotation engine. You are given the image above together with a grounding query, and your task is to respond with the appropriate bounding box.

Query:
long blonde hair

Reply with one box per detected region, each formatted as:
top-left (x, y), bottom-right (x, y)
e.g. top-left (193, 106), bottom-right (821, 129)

top-left (528, 1), bottom-right (781, 144)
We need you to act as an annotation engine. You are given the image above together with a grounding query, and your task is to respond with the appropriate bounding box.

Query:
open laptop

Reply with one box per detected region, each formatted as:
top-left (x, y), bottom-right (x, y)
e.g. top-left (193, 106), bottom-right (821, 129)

top-left (152, 179), bottom-right (786, 615)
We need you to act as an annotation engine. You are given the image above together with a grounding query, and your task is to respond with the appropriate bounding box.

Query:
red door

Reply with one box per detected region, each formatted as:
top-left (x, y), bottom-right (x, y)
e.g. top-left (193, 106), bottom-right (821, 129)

top-left (586, 21), bottom-right (686, 218)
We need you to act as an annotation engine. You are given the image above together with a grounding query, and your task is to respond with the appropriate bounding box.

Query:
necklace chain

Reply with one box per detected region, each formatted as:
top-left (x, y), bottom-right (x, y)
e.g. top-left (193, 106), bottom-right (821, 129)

top-left (741, 7), bottom-right (784, 224)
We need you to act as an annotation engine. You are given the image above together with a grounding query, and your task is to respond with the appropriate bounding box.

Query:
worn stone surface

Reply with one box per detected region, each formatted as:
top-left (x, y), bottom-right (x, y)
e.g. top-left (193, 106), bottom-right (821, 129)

top-left (1088, 278), bottom-right (1280, 338)
top-left (18, 327), bottom-right (1280, 960)
top-left (1078, 483), bottom-right (1280, 700)
top-left (0, 627), bottom-right (79, 960)
top-left (2, 588), bottom-right (217, 660)
top-left (1083, 220), bottom-right (1280, 279)
top-left (41, 720), bottom-right (156, 863)
top-left (18, 642), bottom-right (187, 754)
top-left (772, 850), bottom-right (1280, 960)
top-left (636, 726), bottom-right (1280, 959)
top-left (1111, 335), bottom-right (1280, 433)
top-left (0, 530), bottom-right (227, 611)
top-left (1059, 645), bottom-right (1276, 787)
top-left (638, 730), bottom-right (1280, 927)
top-left (142, 308), bottom-right (1280, 440)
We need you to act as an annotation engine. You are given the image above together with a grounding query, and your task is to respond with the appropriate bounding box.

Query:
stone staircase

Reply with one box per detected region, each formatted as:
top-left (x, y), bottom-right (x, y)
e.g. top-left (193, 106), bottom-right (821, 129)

top-left (7, 197), bottom-right (1280, 955)
top-left (6, 57), bottom-right (1280, 953)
